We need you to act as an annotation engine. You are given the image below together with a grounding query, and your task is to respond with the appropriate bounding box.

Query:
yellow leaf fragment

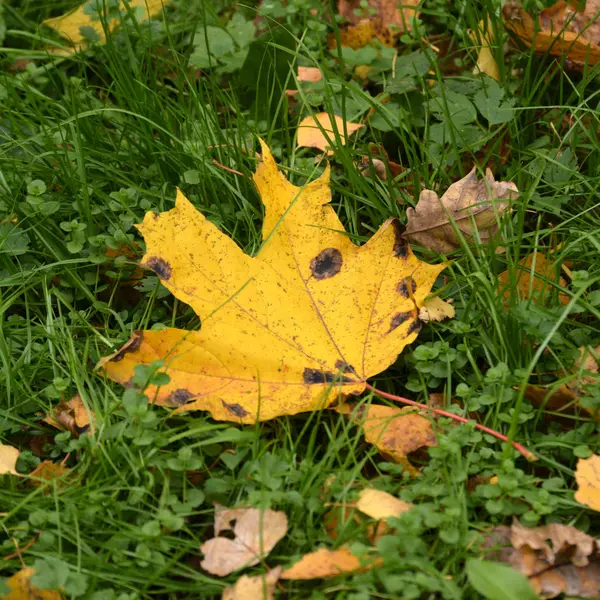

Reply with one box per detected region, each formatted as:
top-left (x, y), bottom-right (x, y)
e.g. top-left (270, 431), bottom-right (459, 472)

top-left (43, 394), bottom-right (94, 436)
top-left (221, 568), bottom-right (281, 600)
top-left (470, 19), bottom-right (500, 80)
top-left (575, 454), bottom-right (600, 512)
top-left (298, 66), bottom-right (322, 83)
top-left (297, 113), bottom-right (363, 153)
top-left (29, 461), bottom-right (71, 488)
top-left (334, 19), bottom-right (394, 49)
top-left (3, 568), bottom-right (62, 600)
top-left (504, 0), bottom-right (600, 68)
top-left (418, 296), bottom-right (455, 322)
top-left (99, 142), bottom-right (446, 423)
top-left (200, 506), bottom-right (288, 577)
top-left (356, 488), bottom-right (412, 520)
top-left (280, 546), bottom-right (377, 579)
top-left (42, 0), bottom-right (171, 51)
top-left (0, 444), bottom-right (20, 475)
top-left (337, 403), bottom-right (437, 475)
top-left (403, 167), bottom-right (518, 253)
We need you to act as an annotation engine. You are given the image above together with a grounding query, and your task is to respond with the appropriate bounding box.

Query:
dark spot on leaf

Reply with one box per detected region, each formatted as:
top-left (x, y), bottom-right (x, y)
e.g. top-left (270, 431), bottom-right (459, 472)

top-left (407, 319), bottom-right (422, 336)
top-left (221, 400), bottom-right (249, 418)
top-left (391, 221), bottom-right (409, 258)
top-left (310, 248), bottom-right (343, 280)
top-left (145, 256), bottom-right (172, 280)
top-left (168, 389), bottom-right (195, 406)
top-left (389, 311), bottom-right (412, 332)
top-left (304, 367), bottom-right (352, 383)
top-left (111, 331), bottom-right (143, 362)
top-left (335, 360), bottom-right (356, 375)
top-left (74, 424), bottom-right (90, 436)
top-left (397, 277), bottom-right (417, 298)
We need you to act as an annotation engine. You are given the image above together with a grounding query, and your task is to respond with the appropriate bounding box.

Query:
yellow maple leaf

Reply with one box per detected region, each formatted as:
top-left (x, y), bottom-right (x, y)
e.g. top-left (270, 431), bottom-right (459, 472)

top-left (280, 546), bottom-right (378, 579)
top-left (470, 19), bottom-right (500, 81)
top-left (42, 0), bottom-right (171, 51)
top-left (0, 444), bottom-right (20, 475)
top-left (2, 568), bottom-right (61, 600)
top-left (99, 142), bottom-right (446, 423)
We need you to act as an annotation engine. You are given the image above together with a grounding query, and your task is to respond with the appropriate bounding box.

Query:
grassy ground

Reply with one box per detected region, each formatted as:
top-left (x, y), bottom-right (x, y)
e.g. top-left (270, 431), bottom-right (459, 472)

top-left (1, 0), bottom-right (600, 598)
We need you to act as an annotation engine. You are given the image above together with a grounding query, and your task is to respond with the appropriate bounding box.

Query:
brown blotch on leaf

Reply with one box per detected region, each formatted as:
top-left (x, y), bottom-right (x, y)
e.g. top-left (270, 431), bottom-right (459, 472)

top-left (168, 389), bottom-right (195, 406)
top-left (335, 360), bottom-right (356, 375)
top-left (389, 311), bottom-right (412, 332)
top-left (406, 319), bottom-right (422, 336)
top-left (145, 256), bottom-right (172, 280)
top-left (111, 331), bottom-right (143, 362)
top-left (397, 277), bottom-right (417, 298)
top-left (304, 367), bottom-right (336, 383)
top-left (310, 248), bottom-right (343, 280)
top-left (221, 400), bottom-right (249, 418)
top-left (391, 221), bottom-right (409, 258)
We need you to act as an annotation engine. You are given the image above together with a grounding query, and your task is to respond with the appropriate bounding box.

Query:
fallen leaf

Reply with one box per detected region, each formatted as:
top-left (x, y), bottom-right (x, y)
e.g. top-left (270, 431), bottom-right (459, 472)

top-left (43, 395), bottom-right (94, 436)
top-left (29, 461), bottom-right (71, 487)
top-left (403, 168), bottom-right (518, 253)
top-left (297, 113), bottom-right (363, 154)
top-left (504, 0), bottom-right (600, 68)
top-left (286, 67), bottom-right (323, 97)
top-left (418, 296), bottom-right (455, 322)
top-left (99, 142), bottom-right (446, 422)
top-left (484, 520), bottom-right (600, 598)
top-left (42, 0), bottom-right (172, 52)
top-left (2, 568), bottom-right (62, 600)
top-left (336, 403), bottom-right (437, 475)
top-left (200, 505), bottom-right (288, 577)
top-left (0, 444), bottom-right (20, 475)
top-left (523, 345), bottom-right (599, 417)
top-left (338, 0), bottom-right (420, 34)
top-left (357, 145), bottom-right (404, 181)
top-left (575, 454), bottom-right (600, 512)
top-left (356, 488), bottom-right (412, 519)
top-left (222, 567), bottom-right (281, 600)
top-left (280, 546), bottom-right (377, 579)
top-left (334, 19), bottom-right (395, 49)
top-left (471, 19), bottom-right (501, 80)
top-left (497, 252), bottom-right (569, 306)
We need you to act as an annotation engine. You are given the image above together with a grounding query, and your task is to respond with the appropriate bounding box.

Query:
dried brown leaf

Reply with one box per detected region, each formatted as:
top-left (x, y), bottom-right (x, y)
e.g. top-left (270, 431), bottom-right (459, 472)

top-left (403, 167), bottom-right (518, 253)
top-left (43, 394), bottom-right (94, 436)
top-left (200, 506), bottom-right (288, 577)
top-left (338, 0), bottom-right (420, 33)
top-left (418, 296), bottom-right (455, 322)
top-left (29, 461), bottom-right (71, 488)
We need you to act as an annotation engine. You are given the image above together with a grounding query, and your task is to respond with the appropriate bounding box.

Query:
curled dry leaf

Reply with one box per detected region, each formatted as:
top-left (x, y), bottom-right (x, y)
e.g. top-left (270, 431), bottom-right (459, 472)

top-left (2, 568), bottom-right (62, 600)
top-left (280, 546), bottom-right (377, 579)
top-left (504, 0), bottom-right (600, 68)
top-left (338, 0), bottom-right (420, 34)
top-left (0, 444), bottom-right (20, 475)
top-left (42, 0), bottom-right (172, 52)
top-left (222, 567), bottom-right (281, 600)
top-left (498, 252), bottom-right (569, 307)
top-left (336, 403), bottom-right (437, 476)
top-left (575, 454), bottom-right (600, 512)
top-left (470, 19), bottom-right (501, 80)
top-left (356, 488), bottom-right (412, 520)
top-left (297, 113), bottom-right (363, 154)
top-left (200, 506), bottom-right (288, 577)
top-left (403, 167), bottom-right (518, 254)
top-left (523, 345), bottom-right (599, 418)
top-left (99, 142), bottom-right (446, 423)
top-left (43, 394), bottom-right (94, 436)
top-left (357, 145), bottom-right (404, 181)
top-left (418, 296), bottom-right (455, 322)
top-left (484, 520), bottom-right (600, 598)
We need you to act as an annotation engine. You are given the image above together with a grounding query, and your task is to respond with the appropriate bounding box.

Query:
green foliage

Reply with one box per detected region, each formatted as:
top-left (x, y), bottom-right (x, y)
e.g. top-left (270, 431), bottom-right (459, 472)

top-left (466, 559), bottom-right (539, 600)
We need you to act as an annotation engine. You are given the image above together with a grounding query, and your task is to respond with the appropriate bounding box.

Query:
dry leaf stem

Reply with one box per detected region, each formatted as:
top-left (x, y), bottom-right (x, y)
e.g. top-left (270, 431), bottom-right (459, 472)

top-left (365, 384), bottom-right (536, 461)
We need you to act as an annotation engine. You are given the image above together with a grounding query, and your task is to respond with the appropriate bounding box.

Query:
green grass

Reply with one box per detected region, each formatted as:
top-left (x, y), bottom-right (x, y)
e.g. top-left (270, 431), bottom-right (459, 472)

top-left (1, 0), bottom-right (600, 598)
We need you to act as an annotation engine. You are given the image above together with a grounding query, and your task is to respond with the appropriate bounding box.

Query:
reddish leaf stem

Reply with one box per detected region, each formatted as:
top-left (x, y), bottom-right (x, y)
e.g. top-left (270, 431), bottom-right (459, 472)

top-left (364, 383), bottom-right (537, 461)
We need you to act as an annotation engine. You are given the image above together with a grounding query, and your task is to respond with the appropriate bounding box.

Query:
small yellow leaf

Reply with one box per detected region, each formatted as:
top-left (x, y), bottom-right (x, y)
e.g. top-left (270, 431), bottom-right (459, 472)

top-left (418, 296), bottom-right (455, 322)
top-left (99, 142), bottom-right (447, 423)
top-left (2, 568), bottom-right (62, 600)
top-left (200, 506), bottom-right (288, 577)
top-left (356, 488), bottom-right (412, 520)
top-left (297, 113), bottom-right (363, 153)
top-left (298, 66), bottom-right (322, 83)
top-left (337, 403), bottom-right (437, 476)
top-left (280, 546), bottom-right (377, 579)
top-left (43, 394), bottom-right (94, 436)
top-left (42, 0), bottom-right (172, 51)
top-left (0, 444), bottom-right (20, 475)
top-left (403, 168), bottom-right (518, 253)
top-left (575, 454), bottom-right (600, 512)
top-left (29, 461), bottom-right (71, 488)
top-left (222, 568), bottom-right (281, 600)
top-left (470, 19), bottom-right (500, 80)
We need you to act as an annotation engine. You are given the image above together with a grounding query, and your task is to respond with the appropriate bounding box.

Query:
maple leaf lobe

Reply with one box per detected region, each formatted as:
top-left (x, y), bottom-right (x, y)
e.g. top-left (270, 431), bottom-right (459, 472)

top-left (310, 247), bottom-right (343, 280)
